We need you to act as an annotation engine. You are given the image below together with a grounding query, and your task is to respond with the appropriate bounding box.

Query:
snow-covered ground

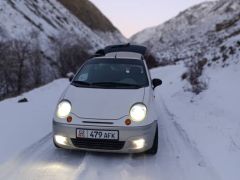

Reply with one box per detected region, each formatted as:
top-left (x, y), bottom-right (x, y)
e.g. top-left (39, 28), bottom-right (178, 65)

top-left (0, 63), bottom-right (240, 180)
top-left (151, 62), bottom-right (240, 180)
top-left (0, 79), bottom-right (69, 164)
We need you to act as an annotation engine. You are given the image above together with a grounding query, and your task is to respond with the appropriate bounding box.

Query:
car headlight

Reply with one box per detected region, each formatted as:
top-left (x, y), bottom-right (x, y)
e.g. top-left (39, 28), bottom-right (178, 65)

top-left (56, 100), bottom-right (71, 118)
top-left (129, 103), bottom-right (147, 122)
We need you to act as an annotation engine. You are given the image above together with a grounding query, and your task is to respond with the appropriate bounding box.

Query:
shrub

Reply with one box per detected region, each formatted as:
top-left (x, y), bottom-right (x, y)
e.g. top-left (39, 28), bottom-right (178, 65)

top-left (57, 43), bottom-right (90, 77)
top-left (0, 39), bottom-right (44, 100)
top-left (237, 41), bottom-right (240, 47)
top-left (183, 58), bottom-right (208, 94)
top-left (144, 53), bottom-right (159, 69)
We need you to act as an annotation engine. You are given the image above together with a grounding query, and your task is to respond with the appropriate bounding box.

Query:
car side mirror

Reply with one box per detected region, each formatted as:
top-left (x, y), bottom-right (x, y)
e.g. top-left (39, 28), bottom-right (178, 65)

top-left (69, 75), bottom-right (74, 82)
top-left (152, 79), bottom-right (162, 89)
top-left (67, 72), bottom-right (75, 82)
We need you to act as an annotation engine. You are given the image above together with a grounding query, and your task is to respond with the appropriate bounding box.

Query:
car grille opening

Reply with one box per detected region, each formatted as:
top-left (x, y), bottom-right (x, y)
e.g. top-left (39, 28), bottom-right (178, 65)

top-left (71, 138), bottom-right (125, 150)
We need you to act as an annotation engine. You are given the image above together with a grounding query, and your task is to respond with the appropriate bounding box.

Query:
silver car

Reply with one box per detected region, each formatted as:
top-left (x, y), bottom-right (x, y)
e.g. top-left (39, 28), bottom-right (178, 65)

top-left (53, 44), bottom-right (162, 154)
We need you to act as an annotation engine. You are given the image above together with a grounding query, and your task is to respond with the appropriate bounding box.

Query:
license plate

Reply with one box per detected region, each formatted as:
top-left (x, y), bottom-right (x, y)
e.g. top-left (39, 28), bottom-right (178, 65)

top-left (76, 129), bottom-right (119, 140)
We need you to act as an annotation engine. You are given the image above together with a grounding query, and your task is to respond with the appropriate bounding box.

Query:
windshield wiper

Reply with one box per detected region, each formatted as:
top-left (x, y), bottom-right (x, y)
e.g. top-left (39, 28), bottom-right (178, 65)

top-left (72, 81), bottom-right (91, 86)
top-left (92, 82), bottom-right (142, 88)
top-left (72, 81), bottom-right (143, 89)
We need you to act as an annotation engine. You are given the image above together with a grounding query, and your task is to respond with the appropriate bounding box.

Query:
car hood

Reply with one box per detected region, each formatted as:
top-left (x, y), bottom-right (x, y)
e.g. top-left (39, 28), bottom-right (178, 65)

top-left (62, 85), bottom-right (145, 120)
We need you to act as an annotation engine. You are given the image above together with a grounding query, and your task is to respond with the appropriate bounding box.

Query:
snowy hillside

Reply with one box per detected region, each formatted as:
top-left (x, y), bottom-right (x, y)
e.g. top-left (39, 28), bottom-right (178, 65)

top-left (0, 0), bottom-right (126, 100)
top-left (0, 63), bottom-right (240, 180)
top-left (131, 0), bottom-right (240, 94)
top-left (0, 0), bottom-right (124, 49)
top-left (57, 0), bottom-right (126, 43)
top-left (131, 0), bottom-right (240, 66)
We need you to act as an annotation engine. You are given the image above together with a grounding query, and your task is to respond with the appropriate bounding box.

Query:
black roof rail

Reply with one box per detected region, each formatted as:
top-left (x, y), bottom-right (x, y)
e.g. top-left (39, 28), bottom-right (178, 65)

top-left (105, 43), bottom-right (147, 56)
top-left (93, 43), bottom-right (147, 57)
top-left (95, 49), bottom-right (105, 56)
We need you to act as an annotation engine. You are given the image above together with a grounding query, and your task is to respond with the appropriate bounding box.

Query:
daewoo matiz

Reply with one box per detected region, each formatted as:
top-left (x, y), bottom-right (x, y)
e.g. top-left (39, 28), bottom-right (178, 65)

top-left (53, 44), bottom-right (162, 154)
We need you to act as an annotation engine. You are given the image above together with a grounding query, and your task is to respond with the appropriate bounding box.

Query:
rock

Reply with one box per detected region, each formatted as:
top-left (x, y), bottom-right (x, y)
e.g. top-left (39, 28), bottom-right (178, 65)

top-left (18, 98), bottom-right (28, 103)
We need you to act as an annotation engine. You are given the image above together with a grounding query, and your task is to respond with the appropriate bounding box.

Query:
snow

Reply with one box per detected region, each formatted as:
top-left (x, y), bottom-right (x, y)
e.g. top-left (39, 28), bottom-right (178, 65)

top-left (0, 0), bottom-right (124, 49)
top-left (131, 0), bottom-right (240, 68)
top-left (0, 79), bottom-right (69, 164)
top-left (0, 62), bottom-right (239, 180)
top-left (130, 26), bottom-right (157, 44)
top-left (0, 0), bottom-right (239, 179)
top-left (151, 62), bottom-right (240, 180)
top-left (130, 4), bottom-right (240, 178)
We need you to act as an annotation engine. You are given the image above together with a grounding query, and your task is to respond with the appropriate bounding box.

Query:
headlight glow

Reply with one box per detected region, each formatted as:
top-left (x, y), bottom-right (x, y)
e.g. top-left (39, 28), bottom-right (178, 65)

top-left (129, 103), bottom-right (147, 122)
top-left (132, 138), bottom-right (145, 149)
top-left (56, 100), bottom-right (71, 118)
top-left (54, 135), bottom-right (67, 145)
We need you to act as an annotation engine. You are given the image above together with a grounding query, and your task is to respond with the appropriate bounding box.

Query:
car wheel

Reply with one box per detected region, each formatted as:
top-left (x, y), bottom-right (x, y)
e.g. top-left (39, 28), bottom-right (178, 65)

top-left (146, 126), bottom-right (158, 155)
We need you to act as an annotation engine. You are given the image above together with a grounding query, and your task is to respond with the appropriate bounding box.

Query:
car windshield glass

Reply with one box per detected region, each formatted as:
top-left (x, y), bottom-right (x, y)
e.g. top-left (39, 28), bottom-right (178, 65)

top-left (72, 58), bottom-right (149, 89)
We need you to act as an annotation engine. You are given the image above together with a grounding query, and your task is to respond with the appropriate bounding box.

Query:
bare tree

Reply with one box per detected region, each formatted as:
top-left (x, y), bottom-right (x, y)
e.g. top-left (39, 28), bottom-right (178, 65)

top-left (29, 31), bottom-right (43, 87)
top-left (54, 32), bottom-right (91, 77)
top-left (0, 32), bottom-right (93, 100)
top-left (11, 40), bottom-right (31, 94)
top-left (0, 39), bottom-right (39, 100)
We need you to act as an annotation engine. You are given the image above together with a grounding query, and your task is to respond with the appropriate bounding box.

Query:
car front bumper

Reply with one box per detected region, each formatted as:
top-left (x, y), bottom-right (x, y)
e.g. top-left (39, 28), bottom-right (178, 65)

top-left (53, 120), bottom-right (157, 153)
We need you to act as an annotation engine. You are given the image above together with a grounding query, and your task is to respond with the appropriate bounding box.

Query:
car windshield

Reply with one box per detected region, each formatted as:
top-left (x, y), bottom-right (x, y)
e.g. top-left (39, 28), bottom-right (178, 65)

top-left (72, 58), bottom-right (149, 89)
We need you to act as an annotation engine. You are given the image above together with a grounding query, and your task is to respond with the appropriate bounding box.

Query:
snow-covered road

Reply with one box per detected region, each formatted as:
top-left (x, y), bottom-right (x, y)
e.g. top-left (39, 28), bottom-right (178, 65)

top-left (1, 63), bottom-right (240, 180)
top-left (0, 94), bottom-right (219, 180)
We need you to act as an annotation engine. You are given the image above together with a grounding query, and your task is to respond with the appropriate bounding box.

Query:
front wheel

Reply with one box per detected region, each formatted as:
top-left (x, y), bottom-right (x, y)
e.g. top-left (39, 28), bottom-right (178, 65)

top-left (146, 126), bottom-right (158, 155)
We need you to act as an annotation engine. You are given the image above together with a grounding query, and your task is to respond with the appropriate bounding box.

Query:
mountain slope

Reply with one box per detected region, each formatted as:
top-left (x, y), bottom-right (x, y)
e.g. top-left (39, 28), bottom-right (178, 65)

top-left (131, 0), bottom-right (240, 93)
top-left (58, 0), bottom-right (125, 43)
top-left (131, 0), bottom-right (240, 66)
top-left (0, 0), bottom-right (125, 50)
top-left (0, 0), bottom-right (126, 100)
top-left (58, 0), bottom-right (117, 32)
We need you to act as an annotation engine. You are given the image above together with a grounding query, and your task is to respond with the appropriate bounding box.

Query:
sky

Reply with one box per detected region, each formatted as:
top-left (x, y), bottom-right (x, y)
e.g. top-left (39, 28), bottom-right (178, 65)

top-left (89, 0), bottom-right (213, 38)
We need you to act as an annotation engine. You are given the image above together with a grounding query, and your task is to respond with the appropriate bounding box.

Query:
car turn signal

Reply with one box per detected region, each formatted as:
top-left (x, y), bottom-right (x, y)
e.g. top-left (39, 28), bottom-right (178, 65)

top-left (67, 116), bottom-right (72, 123)
top-left (125, 119), bottom-right (131, 126)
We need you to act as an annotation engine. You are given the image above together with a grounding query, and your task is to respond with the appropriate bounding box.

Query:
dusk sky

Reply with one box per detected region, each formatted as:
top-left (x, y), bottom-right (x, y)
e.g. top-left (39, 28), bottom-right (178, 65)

top-left (90, 0), bottom-right (214, 38)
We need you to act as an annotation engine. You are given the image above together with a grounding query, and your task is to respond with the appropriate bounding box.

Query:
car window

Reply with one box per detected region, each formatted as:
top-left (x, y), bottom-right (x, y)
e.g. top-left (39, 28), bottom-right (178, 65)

top-left (78, 65), bottom-right (90, 81)
top-left (73, 58), bottom-right (149, 89)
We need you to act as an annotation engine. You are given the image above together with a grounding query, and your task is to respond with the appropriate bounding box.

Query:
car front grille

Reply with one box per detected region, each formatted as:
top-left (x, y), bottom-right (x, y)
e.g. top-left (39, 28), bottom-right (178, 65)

top-left (71, 138), bottom-right (125, 150)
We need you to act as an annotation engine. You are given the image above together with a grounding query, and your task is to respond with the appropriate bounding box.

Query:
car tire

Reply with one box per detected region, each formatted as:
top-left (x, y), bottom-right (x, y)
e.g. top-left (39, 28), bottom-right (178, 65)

top-left (146, 126), bottom-right (158, 155)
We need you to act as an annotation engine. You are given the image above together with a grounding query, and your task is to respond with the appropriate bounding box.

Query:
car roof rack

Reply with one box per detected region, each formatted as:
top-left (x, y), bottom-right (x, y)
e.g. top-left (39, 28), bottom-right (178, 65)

top-left (94, 49), bottom-right (105, 57)
top-left (104, 43), bottom-right (147, 56)
top-left (93, 43), bottom-right (147, 58)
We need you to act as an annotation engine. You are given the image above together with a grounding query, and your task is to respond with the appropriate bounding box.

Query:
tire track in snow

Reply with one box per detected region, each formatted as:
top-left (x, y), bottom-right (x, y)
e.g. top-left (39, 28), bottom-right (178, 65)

top-left (74, 148), bottom-right (160, 180)
top-left (0, 133), bottom-right (87, 180)
top-left (0, 95), bottom-right (223, 180)
top-left (0, 133), bottom-right (53, 179)
top-left (72, 94), bottom-right (205, 180)
top-left (158, 95), bottom-right (221, 180)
